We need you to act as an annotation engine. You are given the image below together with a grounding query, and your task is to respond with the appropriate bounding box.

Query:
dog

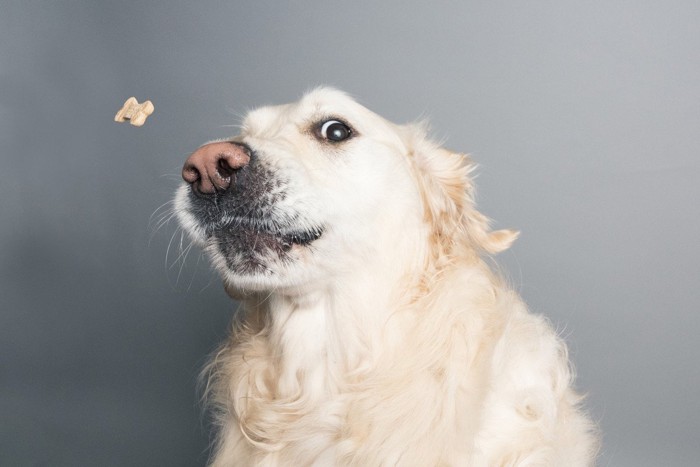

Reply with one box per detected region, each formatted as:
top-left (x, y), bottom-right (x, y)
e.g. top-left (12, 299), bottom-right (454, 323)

top-left (175, 88), bottom-right (598, 466)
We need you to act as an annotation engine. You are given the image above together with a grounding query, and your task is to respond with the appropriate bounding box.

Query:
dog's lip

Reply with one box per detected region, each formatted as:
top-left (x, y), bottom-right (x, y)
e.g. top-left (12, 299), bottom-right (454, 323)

top-left (270, 226), bottom-right (323, 249)
top-left (206, 217), bottom-right (324, 247)
top-left (240, 225), bottom-right (324, 252)
top-left (282, 227), bottom-right (324, 246)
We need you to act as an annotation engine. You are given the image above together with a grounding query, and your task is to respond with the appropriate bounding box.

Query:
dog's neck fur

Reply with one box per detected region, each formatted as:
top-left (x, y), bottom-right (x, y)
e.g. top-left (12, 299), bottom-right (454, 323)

top-left (248, 226), bottom-right (431, 402)
top-left (217, 223), bottom-right (505, 465)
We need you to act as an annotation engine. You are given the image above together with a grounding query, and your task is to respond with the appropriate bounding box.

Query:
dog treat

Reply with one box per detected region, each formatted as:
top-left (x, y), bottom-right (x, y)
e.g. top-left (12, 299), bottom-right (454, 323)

top-left (114, 97), bottom-right (154, 127)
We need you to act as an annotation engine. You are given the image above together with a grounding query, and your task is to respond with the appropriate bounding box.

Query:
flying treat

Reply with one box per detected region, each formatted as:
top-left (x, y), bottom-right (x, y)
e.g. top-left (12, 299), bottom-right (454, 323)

top-left (114, 97), bottom-right (154, 127)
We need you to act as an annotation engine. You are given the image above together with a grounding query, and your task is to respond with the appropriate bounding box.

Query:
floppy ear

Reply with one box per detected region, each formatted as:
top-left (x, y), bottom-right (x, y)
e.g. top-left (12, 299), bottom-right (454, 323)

top-left (401, 123), bottom-right (519, 255)
top-left (463, 204), bottom-right (520, 254)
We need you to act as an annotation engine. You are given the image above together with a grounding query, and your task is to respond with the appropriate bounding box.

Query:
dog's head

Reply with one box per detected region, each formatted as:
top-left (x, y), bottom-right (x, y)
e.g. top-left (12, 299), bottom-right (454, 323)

top-left (175, 88), bottom-right (516, 294)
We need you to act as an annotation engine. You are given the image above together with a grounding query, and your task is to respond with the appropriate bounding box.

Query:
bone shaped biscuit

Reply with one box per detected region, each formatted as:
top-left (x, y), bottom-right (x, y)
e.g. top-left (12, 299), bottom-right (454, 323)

top-left (114, 97), bottom-right (154, 127)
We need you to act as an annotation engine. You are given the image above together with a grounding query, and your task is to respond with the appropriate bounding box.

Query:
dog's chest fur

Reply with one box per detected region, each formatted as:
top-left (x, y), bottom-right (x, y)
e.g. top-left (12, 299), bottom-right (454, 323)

top-left (205, 265), bottom-right (584, 466)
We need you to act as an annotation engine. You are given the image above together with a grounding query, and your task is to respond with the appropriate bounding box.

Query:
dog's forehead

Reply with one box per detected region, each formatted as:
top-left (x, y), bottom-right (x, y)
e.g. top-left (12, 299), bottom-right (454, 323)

top-left (243, 88), bottom-right (385, 133)
top-left (296, 87), bottom-right (371, 118)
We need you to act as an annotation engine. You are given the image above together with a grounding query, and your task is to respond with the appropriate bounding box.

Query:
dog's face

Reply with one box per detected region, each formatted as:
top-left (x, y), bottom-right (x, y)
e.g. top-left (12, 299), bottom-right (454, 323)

top-left (176, 88), bottom-right (516, 294)
top-left (176, 88), bottom-right (427, 293)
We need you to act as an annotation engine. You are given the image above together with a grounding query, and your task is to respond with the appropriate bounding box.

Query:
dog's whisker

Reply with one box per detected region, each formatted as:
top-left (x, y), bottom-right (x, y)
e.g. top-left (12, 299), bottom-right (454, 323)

top-left (169, 230), bottom-right (190, 270)
top-left (164, 226), bottom-right (181, 273)
top-left (184, 249), bottom-right (201, 293)
top-left (154, 210), bottom-right (177, 235)
top-left (149, 199), bottom-right (174, 222)
top-left (175, 241), bottom-right (195, 285)
top-left (149, 210), bottom-right (178, 245)
top-left (199, 265), bottom-right (221, 295)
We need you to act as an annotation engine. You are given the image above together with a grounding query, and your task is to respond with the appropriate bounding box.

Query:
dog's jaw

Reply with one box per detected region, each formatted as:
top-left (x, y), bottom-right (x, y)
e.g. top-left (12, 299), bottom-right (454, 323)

top-left (175, 184), bottom-right (328, 292)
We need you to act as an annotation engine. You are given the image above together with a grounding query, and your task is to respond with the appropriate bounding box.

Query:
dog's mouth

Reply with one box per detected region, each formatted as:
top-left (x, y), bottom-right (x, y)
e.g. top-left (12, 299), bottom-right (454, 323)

top-left (207, 220), bottom-right (323, 275)
top-left (234, 224), bottom-right (324, 250)
top-left (281, 227), bottom-right (324, 247)
top-left (206, 216), bottom-right (322, 243)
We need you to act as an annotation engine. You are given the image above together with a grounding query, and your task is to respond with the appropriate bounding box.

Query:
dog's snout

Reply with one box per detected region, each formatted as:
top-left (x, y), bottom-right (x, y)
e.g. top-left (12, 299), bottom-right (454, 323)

top-left (182, 142), bottom-right (251, 195)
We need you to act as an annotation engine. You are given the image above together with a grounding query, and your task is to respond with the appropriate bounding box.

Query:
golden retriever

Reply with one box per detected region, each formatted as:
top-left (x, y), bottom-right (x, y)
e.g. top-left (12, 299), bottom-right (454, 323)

top-left (175, 88), bottom-right (598, 466)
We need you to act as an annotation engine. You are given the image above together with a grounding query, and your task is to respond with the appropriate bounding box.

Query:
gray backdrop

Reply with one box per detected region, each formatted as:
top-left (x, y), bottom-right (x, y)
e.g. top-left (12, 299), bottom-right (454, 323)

top-left (1, 1), bottom-right (698, 466)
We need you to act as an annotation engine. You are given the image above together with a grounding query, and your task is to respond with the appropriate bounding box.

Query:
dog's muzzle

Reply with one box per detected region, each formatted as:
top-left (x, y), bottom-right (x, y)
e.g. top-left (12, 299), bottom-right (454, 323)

top-left (179, 140), bottom-right (324, 274)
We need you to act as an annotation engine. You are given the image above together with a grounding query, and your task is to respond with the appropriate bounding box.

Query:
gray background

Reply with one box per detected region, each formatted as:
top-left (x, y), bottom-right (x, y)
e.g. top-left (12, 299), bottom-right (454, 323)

top-left (1, 1), bottom-right (698, 466)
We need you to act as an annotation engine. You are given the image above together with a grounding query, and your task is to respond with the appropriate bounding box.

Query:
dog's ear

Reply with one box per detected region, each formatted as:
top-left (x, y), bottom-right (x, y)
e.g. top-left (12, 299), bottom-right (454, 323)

top-left (463, 205), bottom-right (520, 254)
top-left (401, 123), bottom-right (519, 255)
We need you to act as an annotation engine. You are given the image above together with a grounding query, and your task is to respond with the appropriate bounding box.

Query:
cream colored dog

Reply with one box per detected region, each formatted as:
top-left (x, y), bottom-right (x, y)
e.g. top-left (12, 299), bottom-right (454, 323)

top-left (175, 88), bottom-right (598, 466)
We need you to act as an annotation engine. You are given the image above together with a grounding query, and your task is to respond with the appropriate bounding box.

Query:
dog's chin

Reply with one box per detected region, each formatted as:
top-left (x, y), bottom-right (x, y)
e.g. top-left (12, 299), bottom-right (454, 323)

top-left (205, 224), bottom-right (325, 294)
top-left (217, 255), bottom-right (326, 297)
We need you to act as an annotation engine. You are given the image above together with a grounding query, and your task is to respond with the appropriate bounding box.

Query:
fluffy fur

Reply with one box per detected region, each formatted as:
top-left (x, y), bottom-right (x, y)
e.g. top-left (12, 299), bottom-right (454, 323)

top-left (175, 88), bottom-right (598, 466)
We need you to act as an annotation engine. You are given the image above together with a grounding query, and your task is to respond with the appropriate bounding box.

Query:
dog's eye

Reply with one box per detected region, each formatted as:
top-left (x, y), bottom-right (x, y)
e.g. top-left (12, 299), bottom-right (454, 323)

top-left (319, 120), bottom-right (352, 142)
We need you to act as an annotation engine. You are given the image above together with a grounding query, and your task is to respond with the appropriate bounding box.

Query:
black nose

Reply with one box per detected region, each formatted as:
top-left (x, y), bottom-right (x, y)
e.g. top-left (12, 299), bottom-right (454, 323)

top-left (182, 142), bottom-right (251, 195)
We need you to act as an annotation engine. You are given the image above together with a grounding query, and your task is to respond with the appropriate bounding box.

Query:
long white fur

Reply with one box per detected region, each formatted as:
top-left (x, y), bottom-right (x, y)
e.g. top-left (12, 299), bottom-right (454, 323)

top-left (176, 88), bottom-right (599, 466)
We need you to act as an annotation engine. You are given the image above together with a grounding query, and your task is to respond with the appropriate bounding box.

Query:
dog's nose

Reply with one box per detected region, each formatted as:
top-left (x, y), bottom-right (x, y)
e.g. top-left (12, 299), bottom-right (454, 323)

top-left (182, 141), bottom-right (251, 195)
